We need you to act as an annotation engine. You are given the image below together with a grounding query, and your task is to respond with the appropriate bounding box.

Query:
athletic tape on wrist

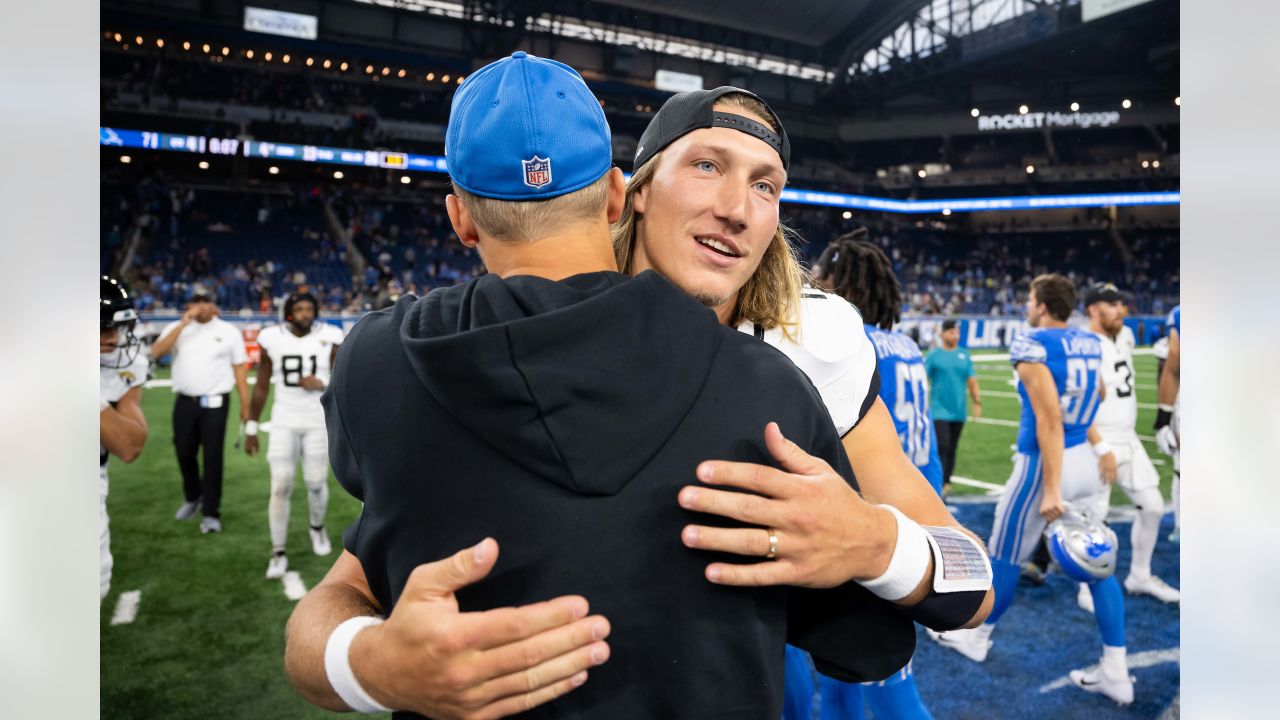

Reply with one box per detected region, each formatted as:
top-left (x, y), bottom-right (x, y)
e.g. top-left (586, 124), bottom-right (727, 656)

top-left (859, 506), bottom-right (931, 602)
top-left (324, 616), bottom-right (393, 713)
top-left (244, 420), bottom-right (259, 436)
top-left (1092, 440), bottom-right (1113, 458)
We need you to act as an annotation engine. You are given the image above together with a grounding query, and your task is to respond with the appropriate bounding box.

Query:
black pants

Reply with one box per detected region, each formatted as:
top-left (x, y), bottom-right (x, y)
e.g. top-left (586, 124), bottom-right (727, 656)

top-left (173, 393), bottom-right (230, 518)
top-left (933, 419), bottom-right (965, 486)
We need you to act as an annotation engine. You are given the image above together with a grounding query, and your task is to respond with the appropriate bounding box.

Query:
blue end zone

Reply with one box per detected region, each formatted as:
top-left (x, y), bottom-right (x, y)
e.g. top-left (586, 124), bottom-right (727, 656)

top-left (911, 502), bottom-right (1180, 719)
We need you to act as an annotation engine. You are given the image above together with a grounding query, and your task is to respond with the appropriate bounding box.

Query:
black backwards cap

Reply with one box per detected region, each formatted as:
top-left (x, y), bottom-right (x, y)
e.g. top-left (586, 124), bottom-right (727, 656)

top-left (1083, 282), bottom-right (1125, 306)
top-left (633, 86), bottom-right (791, 172)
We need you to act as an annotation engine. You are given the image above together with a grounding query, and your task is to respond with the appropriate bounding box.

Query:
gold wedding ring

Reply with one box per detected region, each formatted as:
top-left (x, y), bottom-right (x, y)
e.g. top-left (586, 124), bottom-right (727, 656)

top-left (766, 529), bottom-right (778, 560)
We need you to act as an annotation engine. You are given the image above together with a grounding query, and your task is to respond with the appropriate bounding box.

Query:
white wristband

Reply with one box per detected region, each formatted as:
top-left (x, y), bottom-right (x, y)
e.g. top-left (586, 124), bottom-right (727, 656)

top-left (244, 420), bottom-right (259, 436)
top-left (1092, 440), bottom-right (1113, 458)
top-left (324, 616), bottom-right (393, 713)
top-left (859, 506), bottom-right (932, 602)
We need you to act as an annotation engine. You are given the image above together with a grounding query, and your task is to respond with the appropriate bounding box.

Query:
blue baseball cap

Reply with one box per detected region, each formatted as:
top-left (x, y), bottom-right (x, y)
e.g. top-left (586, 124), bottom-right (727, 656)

top-left (445, 52), bottom-right (612, 201)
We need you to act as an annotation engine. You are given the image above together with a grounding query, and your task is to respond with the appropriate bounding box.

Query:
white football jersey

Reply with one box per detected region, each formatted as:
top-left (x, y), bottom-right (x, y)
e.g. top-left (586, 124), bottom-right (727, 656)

top-left (257, 322), bottom-right (345, 428)
top-left (101, 352), bottom-right (150, 482)
top-left (1092, 325), bottom-right (1138, 440)
top-left (737, 288), bottom-right (879, 436)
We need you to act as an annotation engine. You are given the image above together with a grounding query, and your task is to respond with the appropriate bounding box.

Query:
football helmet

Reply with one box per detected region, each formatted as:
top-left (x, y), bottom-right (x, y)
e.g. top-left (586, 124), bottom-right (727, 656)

top-left (101, 275), bottom-right (141, 368)
top-left (1044, 504), bottom-right (1118, 584)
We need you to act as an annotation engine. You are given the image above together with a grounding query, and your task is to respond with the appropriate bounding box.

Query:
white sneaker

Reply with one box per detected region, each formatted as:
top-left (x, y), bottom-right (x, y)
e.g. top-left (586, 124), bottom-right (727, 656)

top-left (1077, 583), bottom-right (1094, 614)
top-left (175, 499), bottom-right (202, 520)
top-left (199, 516), bottom-right (222, 534)
top-left (266, 553), bottom-right (288, 580)
top-left (1124, 574), bottom-right (1180, 603)
top-left (927, 627), bottom-right (992, 663)
top-left (1069, 663), bottom-right (1135, 705)
top-left (310, 526), bottom-right (332, 556)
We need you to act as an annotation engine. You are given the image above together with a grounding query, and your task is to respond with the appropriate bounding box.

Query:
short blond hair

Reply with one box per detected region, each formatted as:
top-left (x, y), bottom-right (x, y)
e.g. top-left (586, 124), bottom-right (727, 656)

top-left (454, 172), bottom-right (611, 242)
top-left (611, 92), bottom-right (803, 335)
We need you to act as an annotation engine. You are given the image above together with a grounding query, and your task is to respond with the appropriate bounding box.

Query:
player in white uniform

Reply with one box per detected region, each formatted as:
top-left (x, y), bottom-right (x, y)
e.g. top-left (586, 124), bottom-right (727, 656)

top-left (100, 276), bottom-right (150, 601)
top-left (1081, 284), bottom-right (1179, 606)
top-left (246, 292), bottom-right (344, 579)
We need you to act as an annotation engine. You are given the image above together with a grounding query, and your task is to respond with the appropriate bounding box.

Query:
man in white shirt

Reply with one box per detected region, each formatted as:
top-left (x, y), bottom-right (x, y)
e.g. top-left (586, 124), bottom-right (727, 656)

top-left (245, 292), bottom-right (344, 579)
top-left (101, 276), bottom-right (150, 601)
top-left (150, 290), bottom-right (250, 534)
top-left (1084, 283), bottom-right (1179, 604)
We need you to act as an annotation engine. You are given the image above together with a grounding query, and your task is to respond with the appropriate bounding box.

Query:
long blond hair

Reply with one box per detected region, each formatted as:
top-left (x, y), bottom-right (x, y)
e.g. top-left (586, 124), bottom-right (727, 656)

top-left (611, 93), bottom-right (803, 336)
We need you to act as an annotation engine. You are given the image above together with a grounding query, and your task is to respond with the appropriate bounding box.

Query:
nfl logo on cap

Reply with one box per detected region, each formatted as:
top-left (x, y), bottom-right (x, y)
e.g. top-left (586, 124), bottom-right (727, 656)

top-left (522, 156), bottom-right (552, 189)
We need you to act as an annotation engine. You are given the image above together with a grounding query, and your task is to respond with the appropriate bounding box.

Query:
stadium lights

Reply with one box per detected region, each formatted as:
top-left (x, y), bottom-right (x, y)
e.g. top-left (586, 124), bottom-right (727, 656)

top-left (397, 68), bottom-right (406, 78)
top-left (114, 33), bottom-right (122, 42)
top-left (333, 171), bottom-right (344, 179)
top-left (943, 208), bottom-right (952, 216)
top-left (156, 38), bottom-right (164, 48)
top-left (1175, 96), bottom-right (1181, 106)
top-left (202, 43), bottom-right (211, 53)
top-left (340, 62), bottom-right (349, 71)
top-left (222, 46), bottom-right (230, 56)
top-left (458, 76), bottom-right (466, 85)
top-left (365, 65), bottom-right (374, 74)
top-left (426, 72), bottom-right (435, 81)
top-left (269, 166), bottom-right (280, 175)
top-left (842, 211), bottom-right (852, 219)
top-left (1142, 160), bottom-right (1150, 168)
top-left (1070, 102), bottom-right (1080, 112)
top-left (400, 175), bottom-right (411, 185)
top-left (970, 108), bottom-right (980, 117)
top-left (382, 67), bottom-right (390, 76)
top-left (282, 54), bottom-right (291, 64)
top-left (1025, 165), bottom-right (1035, 174)
top-left (1122, 98), bottom-right (1132, 109)
top-left (135, 36), bottom-right (143, 45)
top-left (198, 161), bottom-right (209, 170)
top-left (183, 41), bottom-right (191, 50)
top-left (306, 57), bottom-right (314, 66)
top-left (265, 52), bottom-right (273, 61)
top-left (1153, 160), bottom-right (1161, 169)
top-left (246, 50), bottom-right (255, 59)
top-left (442, 74), bottom-right (451, 83)
top-left (1019, 104), bottom-right (1029, 115)
top-left (120, 155), bottom-right (131, 164)
top-left (323, 59), bottom-right (331, 69)
top-left (917, 169), bottom-right (927, 179)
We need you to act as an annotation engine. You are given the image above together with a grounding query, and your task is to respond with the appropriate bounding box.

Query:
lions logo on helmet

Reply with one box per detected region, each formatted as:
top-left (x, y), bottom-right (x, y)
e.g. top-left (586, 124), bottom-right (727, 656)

top-left (1044, 505), bottom-right (1119, 583)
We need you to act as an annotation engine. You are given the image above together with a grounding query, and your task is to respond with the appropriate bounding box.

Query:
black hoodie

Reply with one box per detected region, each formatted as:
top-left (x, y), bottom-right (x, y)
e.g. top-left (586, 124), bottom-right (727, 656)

top-left (324, 270), bottom-right (914, 719)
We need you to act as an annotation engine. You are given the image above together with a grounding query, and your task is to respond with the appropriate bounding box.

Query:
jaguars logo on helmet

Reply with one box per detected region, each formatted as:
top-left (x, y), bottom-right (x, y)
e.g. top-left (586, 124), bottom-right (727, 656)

top-left (1044, 505), bottom-right (1119, 583)
top-left (101, 275), bottom-right (141, 369)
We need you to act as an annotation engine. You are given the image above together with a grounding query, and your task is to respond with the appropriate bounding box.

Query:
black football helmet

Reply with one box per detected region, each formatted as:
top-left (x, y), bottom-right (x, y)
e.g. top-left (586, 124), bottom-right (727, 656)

top-left (282, 290), bottom-right (320, 332)
top-left (101, 275), bottom-right (141, 368)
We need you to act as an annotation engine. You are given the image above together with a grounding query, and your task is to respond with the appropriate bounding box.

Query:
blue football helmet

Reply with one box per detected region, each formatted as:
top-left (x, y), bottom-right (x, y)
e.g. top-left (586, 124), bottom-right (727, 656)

top-left (1044, 505), bottom-right (1118, 583)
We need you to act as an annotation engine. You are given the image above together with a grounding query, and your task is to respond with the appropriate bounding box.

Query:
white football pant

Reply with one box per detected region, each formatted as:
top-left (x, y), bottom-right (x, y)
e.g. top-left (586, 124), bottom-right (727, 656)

top-left (267, 426), bottom-right (330, 553)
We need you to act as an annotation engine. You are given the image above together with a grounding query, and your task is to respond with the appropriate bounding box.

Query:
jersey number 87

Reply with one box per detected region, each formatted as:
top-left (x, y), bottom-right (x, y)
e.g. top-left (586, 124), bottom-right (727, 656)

top-left (1061, 357), bottom-right (1102, 425)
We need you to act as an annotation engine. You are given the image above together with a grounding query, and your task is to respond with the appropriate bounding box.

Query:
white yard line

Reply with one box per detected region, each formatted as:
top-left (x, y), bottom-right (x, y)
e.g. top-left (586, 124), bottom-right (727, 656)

top-left (1038, 647), bottom-right (1179, 693)
top-left (145, 377), bottom-right (257, 389)
top-left (109, 590), bottom-right (142, 626)
top-left (282, 571), bottom-right (308, 601)
top-left (950, 475), bottom-right (1004, 494)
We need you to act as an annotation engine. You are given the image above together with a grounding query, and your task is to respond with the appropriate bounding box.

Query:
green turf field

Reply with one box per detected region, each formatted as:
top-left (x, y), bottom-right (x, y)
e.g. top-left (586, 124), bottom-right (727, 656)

top-left (100, 350), bottom-right (1174, 717)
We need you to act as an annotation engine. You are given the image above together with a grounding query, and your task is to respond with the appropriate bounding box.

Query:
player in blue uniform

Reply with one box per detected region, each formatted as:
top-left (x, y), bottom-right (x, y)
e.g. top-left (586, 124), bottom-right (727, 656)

top-left (780, 234), bottom-right (939, 720)
top-left (930, 273), bottom-right (1135, 705)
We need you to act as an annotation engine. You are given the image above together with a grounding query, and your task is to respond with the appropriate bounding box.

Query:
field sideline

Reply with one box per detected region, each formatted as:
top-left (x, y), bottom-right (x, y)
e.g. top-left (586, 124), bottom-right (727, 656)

top-left (101, 349), bottom-right (1175, 717)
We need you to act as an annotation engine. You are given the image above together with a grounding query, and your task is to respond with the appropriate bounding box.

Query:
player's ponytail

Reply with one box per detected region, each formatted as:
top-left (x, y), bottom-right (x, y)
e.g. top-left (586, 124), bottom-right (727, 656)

top-left (812, 231), bottom-right (902, 331)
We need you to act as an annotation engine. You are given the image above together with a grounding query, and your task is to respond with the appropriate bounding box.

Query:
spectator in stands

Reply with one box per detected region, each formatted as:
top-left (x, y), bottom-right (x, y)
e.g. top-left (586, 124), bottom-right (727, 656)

top-left (925, 319), bottom-right (982, 493)
top-left (149, 289), bottom-right (251, 534)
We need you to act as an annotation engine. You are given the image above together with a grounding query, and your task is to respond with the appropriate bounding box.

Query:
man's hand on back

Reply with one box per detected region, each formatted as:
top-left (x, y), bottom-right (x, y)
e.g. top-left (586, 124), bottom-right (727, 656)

top-left (350, 539), bottom-right (612, 720)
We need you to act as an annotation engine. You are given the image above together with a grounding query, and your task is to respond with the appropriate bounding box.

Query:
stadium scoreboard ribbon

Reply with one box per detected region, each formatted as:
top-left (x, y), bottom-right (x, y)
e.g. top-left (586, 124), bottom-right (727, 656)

top-left (100, 126), bottom-right (1180, 213)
